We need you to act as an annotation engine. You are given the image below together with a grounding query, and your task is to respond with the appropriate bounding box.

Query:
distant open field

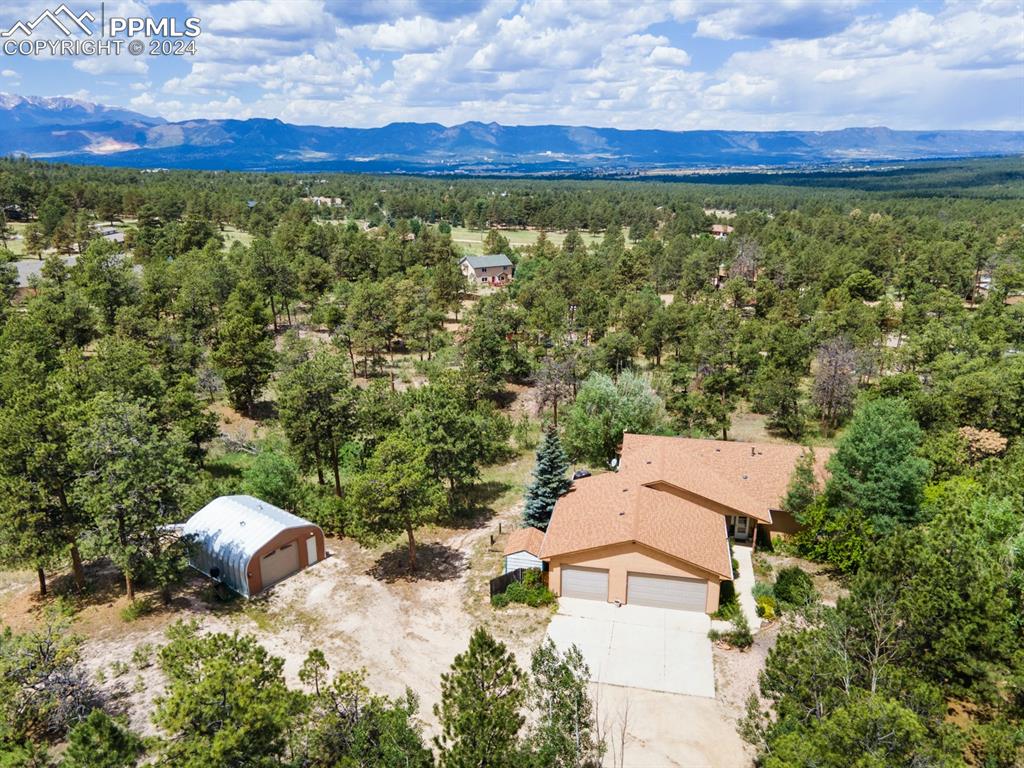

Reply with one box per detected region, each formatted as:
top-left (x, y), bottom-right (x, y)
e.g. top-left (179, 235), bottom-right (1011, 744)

top-left (448, 225), bottom-right (611, 252)
top-left (2, 222), bottom-right (29, 256)
top-left (221, 225), bottom-right (254, 249)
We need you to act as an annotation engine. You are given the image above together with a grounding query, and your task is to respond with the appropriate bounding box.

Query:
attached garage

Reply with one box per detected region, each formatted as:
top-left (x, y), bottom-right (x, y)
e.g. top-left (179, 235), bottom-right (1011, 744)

top-left (627, 573), bottom-right (707, 612)
top-left (182, 495), bottom-right (325, 597)
top-left (561, 566), bottom-right (609, 601)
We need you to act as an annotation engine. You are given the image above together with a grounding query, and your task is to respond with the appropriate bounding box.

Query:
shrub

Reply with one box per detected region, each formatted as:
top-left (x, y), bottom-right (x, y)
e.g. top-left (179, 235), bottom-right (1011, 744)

top-left (774, 567), bottom-right (817, 608)
top-left (752, 581), bottom-right (774, 600)
top-left (755, 595), bottom-right (777, 620)
top-left (727, 613), bottom-right (754, 649)
top-left (491, 569), bottom-right (555, 608)
top-left (119, 599), bottom-right (153, 623)
top-left (713, 580), bottom-right (740, 620)
top-left (131, 643), bottom-right (154, 670)
top-left (711, 613), bottom-right (754, 649)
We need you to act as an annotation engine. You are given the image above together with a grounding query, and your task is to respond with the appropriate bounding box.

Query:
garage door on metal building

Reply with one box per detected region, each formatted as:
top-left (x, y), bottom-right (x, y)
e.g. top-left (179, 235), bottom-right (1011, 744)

top-left (260, 541), bottom-right (301, 588)
top-left (627, 573), bottom-right (707, 612)
top-left (561, 566), bottom-right (609, 601)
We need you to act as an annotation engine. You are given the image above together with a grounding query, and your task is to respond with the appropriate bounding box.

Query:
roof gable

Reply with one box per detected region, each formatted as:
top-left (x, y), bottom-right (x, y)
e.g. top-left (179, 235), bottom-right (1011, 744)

top-left (461, 254), bottom-right (513, 269)
top-left (621, 434), bottom-right (832, 522)
top-left (504, 526), bottom-right (545, 557)
top-left (539, 475), bottom-right (732, 578)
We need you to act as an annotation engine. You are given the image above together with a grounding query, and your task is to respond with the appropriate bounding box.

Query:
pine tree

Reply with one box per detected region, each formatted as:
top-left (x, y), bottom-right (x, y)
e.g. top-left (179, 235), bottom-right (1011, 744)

top-left (434, 627), bottom-right (525, 768)
top-left (211, 280), bottom-right (275, 415)
top-left (782, 448), bottom-right (818, 523)
top-left (522, 426), bottom-right (571, 531)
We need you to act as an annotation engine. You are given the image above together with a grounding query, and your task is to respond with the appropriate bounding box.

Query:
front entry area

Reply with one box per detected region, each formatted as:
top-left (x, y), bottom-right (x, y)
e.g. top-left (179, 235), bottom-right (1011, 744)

top-left (727, 514), bottom-right (751, 540)
top-left (260, 541), bottom-right (300, 588)
top-left (560, 566), bottom-right (609, 601)
top-left (627, 573), bottom-right (707, 612)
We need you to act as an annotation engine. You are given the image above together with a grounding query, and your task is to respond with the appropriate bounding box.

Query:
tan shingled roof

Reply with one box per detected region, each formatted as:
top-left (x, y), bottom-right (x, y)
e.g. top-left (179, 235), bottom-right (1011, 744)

top-left (539, 473), bottom-right (732, 579)
top-left (622, 434), bottom-right (832, 523)
top-left (504, 526), bottom-right (545, 557)
top-left (538, 435), bottom-right (832, 579)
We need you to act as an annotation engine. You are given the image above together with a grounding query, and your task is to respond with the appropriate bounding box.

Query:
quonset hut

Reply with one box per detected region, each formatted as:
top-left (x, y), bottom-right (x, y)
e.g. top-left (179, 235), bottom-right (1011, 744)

top-left (182, 495), bottom-right (325, 597)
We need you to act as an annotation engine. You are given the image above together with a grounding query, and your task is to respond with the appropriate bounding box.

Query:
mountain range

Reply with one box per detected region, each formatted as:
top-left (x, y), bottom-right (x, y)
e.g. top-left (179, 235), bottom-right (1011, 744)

top-left (0, 94), bottom-right (1021, 175)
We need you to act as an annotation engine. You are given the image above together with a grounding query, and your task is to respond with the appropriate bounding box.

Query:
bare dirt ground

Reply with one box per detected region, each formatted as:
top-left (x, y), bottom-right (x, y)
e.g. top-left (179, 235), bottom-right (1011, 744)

top-left (754, 551), bottom-right (847, 606)
top-left (0, 442), bottom-right (766, 763)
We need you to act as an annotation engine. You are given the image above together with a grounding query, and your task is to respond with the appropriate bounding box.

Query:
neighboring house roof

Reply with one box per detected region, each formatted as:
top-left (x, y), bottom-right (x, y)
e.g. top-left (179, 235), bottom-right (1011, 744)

top-left (539, 472), bottom-right (732, 579)
top-left (504, 526), bottom-right (545, 557)
top-left (710, 224), bottom-right (734, 234)
top-left (621, 433), bottom-right (832, 524)
top-left (461, 254), bottom-right (513, 269)
top-left (12, 256), bottom-right (76, 287)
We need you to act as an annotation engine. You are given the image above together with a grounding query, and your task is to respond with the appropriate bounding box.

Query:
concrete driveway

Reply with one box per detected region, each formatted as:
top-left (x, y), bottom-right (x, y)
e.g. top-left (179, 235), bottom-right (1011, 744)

top-left (547, 597), bottom-right (715, 698)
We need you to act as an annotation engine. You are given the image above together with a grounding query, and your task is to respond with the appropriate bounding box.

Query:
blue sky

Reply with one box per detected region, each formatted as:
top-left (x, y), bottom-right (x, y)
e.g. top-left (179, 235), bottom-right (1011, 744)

top-left (0, 0), bottom-right (1021, 130)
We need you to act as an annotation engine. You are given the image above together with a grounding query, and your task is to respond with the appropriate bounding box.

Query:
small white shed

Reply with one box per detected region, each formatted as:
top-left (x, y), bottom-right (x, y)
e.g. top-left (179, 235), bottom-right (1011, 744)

top-left (182, 495), bottom-right (325, 597)
top-left (503, 527), bottom-right (544, 574)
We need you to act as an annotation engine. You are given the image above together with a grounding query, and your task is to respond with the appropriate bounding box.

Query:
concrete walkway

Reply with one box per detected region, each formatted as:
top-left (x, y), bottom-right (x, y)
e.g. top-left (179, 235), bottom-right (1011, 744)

top-left (711, 544), bottom-right (762, 633)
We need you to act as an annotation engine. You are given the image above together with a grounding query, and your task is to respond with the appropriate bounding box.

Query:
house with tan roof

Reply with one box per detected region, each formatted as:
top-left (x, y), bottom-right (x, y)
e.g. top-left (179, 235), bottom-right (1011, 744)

top-left (507, 433), bottom-right (831, 614)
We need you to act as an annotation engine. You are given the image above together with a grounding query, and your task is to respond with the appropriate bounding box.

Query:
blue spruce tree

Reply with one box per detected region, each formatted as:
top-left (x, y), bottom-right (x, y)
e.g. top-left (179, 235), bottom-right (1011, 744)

top-left (522, 426), bottom-right (572, 530)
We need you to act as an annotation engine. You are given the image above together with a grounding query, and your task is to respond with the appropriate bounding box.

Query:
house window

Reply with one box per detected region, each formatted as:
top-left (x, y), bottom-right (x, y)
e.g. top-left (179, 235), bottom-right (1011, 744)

top-left (481, 277), bottom-right (488, 283)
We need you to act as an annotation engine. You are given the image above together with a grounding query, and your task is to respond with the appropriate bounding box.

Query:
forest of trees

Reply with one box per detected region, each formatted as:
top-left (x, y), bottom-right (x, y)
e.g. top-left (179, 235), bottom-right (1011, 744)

top-left (0, 156), bottom-right (1021, 765)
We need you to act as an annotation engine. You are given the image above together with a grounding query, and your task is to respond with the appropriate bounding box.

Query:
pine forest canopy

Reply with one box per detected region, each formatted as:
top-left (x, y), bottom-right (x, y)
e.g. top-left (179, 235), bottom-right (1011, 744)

top-left (0, 153), bottom-right (1021, 767)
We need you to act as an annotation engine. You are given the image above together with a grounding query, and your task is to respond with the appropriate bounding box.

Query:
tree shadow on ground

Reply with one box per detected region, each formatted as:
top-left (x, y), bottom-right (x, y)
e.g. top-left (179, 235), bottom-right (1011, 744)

top-left (367, 542), bottom-right (466, 583)
top-left (249, 400), bottom-right (278, 422)
top-left (47, 560), bottom-right (127, 611)
top-left (445, 480), bottom-right (514, 530)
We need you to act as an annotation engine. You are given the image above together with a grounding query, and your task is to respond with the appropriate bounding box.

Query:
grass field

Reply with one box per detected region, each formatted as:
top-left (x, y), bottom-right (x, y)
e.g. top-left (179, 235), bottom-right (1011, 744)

top-left (1, 222), bottom-right (29, 256)
top-left (448, 225), bottom-right (610, 252)
top-left (221, 225), bottom-right (254, 249)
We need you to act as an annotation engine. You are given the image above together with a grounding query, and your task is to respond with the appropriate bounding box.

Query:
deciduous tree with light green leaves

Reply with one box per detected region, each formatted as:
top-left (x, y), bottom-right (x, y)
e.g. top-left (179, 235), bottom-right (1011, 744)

top-left (562, 370), bottom-right (666, 467)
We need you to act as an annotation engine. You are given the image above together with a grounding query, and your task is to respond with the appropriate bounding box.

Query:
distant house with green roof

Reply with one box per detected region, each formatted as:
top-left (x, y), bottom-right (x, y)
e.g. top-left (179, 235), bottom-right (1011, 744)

top-left (459, 253), bottom-right (513, 286)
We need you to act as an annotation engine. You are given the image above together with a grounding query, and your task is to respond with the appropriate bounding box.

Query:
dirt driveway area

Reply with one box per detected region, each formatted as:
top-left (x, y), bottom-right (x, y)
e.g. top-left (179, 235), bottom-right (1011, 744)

top-left (0, 451), bottom-right (760, 764)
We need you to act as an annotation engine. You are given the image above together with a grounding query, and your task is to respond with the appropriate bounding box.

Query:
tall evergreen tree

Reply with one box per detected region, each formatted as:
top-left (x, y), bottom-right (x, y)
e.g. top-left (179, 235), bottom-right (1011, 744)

top-left (522, 427), bottom-right (571, 530)
top-left (211, 281), bottom-right (275, 415)
top-left (434, 627), bottom-right (525, 768)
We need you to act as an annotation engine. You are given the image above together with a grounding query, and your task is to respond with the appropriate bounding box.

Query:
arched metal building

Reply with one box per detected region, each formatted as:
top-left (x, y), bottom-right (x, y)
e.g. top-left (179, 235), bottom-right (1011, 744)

top-left (182, 495), bottom-right (325, 597)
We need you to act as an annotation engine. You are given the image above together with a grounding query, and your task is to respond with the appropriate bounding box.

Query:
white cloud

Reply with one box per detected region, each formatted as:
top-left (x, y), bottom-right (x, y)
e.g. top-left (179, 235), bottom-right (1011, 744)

top-left (73, 57), bottom-right (148, 76)
top-left (36, 0), bottom-right (1019, 131)
top-left (647, 45), bottom-right (691, 68)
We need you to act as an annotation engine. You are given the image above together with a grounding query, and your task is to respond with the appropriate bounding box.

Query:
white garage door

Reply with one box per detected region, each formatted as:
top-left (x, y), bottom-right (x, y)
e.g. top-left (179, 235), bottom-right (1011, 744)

top-left (627, 573), bottom-right (707, 612)
top-left (260, 541), bottom-right (300, 588)
top-left (561, 566), bottom-right (608, 601)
